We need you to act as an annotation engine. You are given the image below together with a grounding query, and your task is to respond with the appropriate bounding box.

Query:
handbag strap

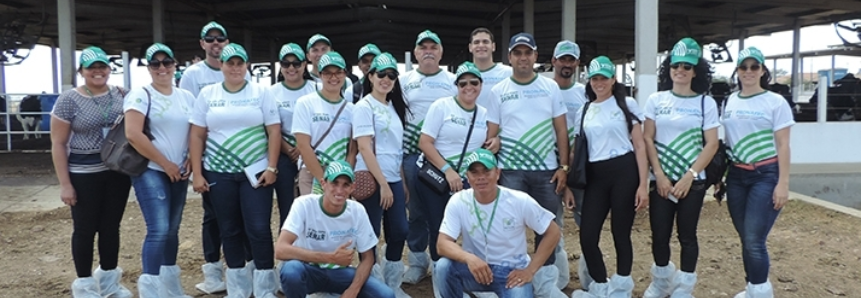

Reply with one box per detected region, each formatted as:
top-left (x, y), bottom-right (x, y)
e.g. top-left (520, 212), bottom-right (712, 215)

top-left (700, 94), bottom-right (706, 144)
top-left (313, 100), bottom-right (347, 150)
top-left (579, 102), bottom-right (590, 136)
top-left (453, 106), bottom-right (479, 173)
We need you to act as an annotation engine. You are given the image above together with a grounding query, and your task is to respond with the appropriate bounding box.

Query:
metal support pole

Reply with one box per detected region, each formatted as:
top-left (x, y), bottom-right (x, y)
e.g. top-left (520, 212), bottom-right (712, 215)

top-left (270, 39), bottom-right (277, 84)
top-left (818, 74), bottom-right (828, 123)
top-left (244, 29), bottom-right (253, 62)
top-left (561, 0), bottom-right (577, 41)
top-left (790, 20), bottom-right (801, 104)
top-left (51, 41), bottom-right (60, 93)
top-left (122, 51), bottom-right (131, 90)
top-left (524, 0), bottom-right (534, 35)
top-left (405, 52), bottom-right (413, 71)
top-left (635, 0), bottom-right (659, 105)
top-left (152, 0), bottom-right (164, 43)
top-left (58, 0), bottom-right (77, 90)
top-left (502, 10), bottom-right (511, 64)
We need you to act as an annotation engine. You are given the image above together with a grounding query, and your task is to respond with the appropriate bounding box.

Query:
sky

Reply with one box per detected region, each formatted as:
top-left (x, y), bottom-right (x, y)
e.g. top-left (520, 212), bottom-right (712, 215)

top-left (1, 24), bottom-right (859, 97)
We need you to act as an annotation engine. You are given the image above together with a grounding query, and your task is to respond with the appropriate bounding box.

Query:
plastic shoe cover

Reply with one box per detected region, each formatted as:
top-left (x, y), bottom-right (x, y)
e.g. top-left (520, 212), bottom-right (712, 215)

top-left (747, 281), bottom-right (773, 298)
top-left (607, 274), bottom-right (634, 298)
top-left (196, 261), bottom-right (227, 294)
top-left (472, 292), bottom-right (498, 298)
top-left (307, 294), bottom-right (341, 298)
top-left (533, 265), bottom-right (568, 298)
top-left (643, 262), bottom-right (677, 298)
top-left (159, 265), bottom-right (192, 298)
top-left (384, 260), bottom-right (412, 298)
top-left (93, 266), bottom-right (133, 298)
top-left (669, 271), bottom-right (697, 298)
top-left (71, 277), bottom-right (101, 298)
top-left (252, 269), bottom-right (279, 298)
top-left (570, 282), bottom-right (609, 298)
top-left (733, 283), bottom-right (750, 298)
top-left (555, 242), bottom-right (571, 290)
top-left (243, 261), bottom-right (257, 278)
top-left (577, 257), bottom-right (593, 291)
top-left (403, 251), bottom-right (430, 284)
top-left (137, 274), bottom-right (162, 298)
top-left (225, 268), bottom-right (253, 298)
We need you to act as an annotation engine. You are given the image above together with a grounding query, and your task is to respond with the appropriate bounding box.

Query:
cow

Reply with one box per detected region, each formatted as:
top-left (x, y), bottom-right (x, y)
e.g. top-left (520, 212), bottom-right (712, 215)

top-left (15, 95), bottom-right (42, 140)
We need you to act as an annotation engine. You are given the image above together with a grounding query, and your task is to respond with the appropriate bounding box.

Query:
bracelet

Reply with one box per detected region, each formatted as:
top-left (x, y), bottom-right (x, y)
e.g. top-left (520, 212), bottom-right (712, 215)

top-left (688, 168), bottom-right (698, 177)
top-left (441, 164), bottom-right (451, 173)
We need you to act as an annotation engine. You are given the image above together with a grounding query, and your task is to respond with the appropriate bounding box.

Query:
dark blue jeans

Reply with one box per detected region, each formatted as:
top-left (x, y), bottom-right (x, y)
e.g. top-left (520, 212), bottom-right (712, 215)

top-left (498, 170), bottom-right (559, 266)
top-left (279, 260), bottom-right (395, 298)
top-left (725, 163), bottom-right (782, 284)
top-left (203, 170), bottom-right (275, 269)
top-left (418, 175), bottom-right (470, 261)
top-left (404, 153), bottom-right (428, 253)
top-left (434, 258), bottom-right (534, 298)
top-left (274, 153), bottom-right (300, 228)
top-left (132, 169), bottom-right (188, 275)
top-left (359, 180), bottom-right (409, 261)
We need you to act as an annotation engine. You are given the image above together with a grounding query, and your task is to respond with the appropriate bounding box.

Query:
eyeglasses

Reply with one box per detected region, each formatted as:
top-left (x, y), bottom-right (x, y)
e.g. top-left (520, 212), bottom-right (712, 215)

top-left (671, 63), bottom-right (693, 71)
top-left (280, 60), bottom-right (303, 69)
top-left (457, 78), bottom-right (481, 88)
top-left (320, 70), bottom-right (345, 78)
top-left (375, 71), bottom-right (398, 80)
top-left (737, 64), bottom-right (762, 72)
top-left (148, 58), bottom-right (175, 69)
top-left (203, 36), bottom-right (228, 43)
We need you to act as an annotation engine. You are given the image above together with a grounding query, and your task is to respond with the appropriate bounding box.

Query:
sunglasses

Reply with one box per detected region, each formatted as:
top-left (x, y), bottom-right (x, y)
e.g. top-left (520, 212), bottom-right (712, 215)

top-left (203, 36), bottom-right (228, 43)
top-left (375, 71), bottom-right (398, 80)
top-left (671, 63), bottom-right (693, 71)
top-left (148, 58), bottom-right (175, 69)
top-left (280, 60), bottom-right (303, 69)
top-left (457, 78), bottom-right (481, 88)
top-left (320, 70), bottom-right (345, 78)
top-left (737, 64), bottom-right (762, 72)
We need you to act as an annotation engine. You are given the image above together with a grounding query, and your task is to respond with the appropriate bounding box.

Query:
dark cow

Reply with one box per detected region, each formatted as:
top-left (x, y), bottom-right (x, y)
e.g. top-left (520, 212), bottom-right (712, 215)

top-left (15, 95), bottom-right (42, 139)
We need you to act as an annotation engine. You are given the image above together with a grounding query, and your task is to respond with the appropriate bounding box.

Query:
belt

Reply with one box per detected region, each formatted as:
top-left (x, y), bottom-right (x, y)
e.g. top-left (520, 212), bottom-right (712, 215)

top-left (733, 156), bottom-right (778, 171)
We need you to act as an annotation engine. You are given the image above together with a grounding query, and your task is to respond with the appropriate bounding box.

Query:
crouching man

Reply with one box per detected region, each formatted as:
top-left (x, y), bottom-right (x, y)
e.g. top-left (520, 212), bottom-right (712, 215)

top-left (434, 149), bottom-right (561, 298)
top-left (275, 160), bottom-right (395, 298)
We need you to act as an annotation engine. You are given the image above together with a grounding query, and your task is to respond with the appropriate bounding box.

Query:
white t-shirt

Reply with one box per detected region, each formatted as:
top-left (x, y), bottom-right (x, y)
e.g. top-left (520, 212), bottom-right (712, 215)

top-left (573, 96), bottom-right (645, 162)
top-left (270, 80), bottom-right (317, 147)
top-left (421, 97), bottom-right (492, 174)
top-left (560, 83), bottom-right (588, 147)
top-left (179, 61), bottom-right (252, 97)
top-left (476, 64), bottom-right (513, 110)
top-left (190, 81), bottom-right (280, 173)
top-left (722, 91), bottom-right (794, 164)
top-left (281, 194), bottom-right (378, 269)
top-left (353, 95), bottom-right (405, 182)
top-left (123, 85), bottom-right (195, 172)
top-left (644, 91), bottom-right (720, 181)
top-left (439, 187), bottom-right (555, 269)
top-left (292, 92), bottom-right (354, 167)
top-left (489, 75), bottom-right (567, 170)
top-left (400, 69), bottom-right (458, 155)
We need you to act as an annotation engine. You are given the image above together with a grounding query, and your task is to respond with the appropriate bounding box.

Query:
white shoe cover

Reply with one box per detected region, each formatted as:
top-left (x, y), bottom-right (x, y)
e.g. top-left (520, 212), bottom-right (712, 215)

top-left (669, 271), bottom-right (697, 298)
top-left (733, 283), bottom-right (750, 298)
top-left (196, 261), bottom-right (227, 294)
top-left (571, 281), bottom-right (609, 298)
top-left (578, 257), bottom-right (593, 291)
top-left (607, 274), bottom-right (634, 298)
top-left (383, 260), bottom-right (412, 298)
top-left (533, 265), bottom-right (568, 298)
top-left (243, 261), bottom-right (256, 278)
top-left (747, 280), bottom-right (773, 298)
top-left (555, 240), bottom-right (571, 290)
top-left (225, 267), bottom-right (253, 298)
top-left (93, 266), bottom-right (133, 298)
top-left (643, 262), bottom-right (677, 298)
top-left (160, 265), bottom-right (191, 298)
top-left (137, 274), bottom-right (162, 298)
top-left (307, 294), bottom-right (341, 298)
top-left (403, 251), bottom-right (430, 284)
top-left (252, 269), bottom-right (279, 298)
top-left (71, 277), bottom-right (101, 298)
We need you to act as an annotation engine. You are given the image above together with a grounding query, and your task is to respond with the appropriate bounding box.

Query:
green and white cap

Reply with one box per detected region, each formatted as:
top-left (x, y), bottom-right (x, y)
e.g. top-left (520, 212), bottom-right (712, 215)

top-left (553, 40), bottom-right (581, 59)
top-left (737, 47), bottom-right (765, 66)
top-left (358, 43), bottom-right (382, 60)
top-left (307, 34), bottom-right (331, 50)
top-left (587, 56), bottom-right (615, 79)
top-left (145, 43), bottom-right (174, 61)
top-left (415, 30), bottom-right (441, 45)
top-left (279, 43), bottom-right (305, 61)
top-left (220, 43), bottom-right (248, 62)
top-left (454, 61), bottom-right (482, 82)
top-left (200, 21), bottom-right (227, 38)
top-left (318, 51), bottom-right (346, 70)
top-left (324, 160), bottom-right (355, 182)
top-left (464, 148), bottom-right (498, 170)
top-left (370, 52), bottom-right (397, 72)
top-left (670, 37), bottom-right (702, 66)
top-left (80, 46), bottom-right (110, 68)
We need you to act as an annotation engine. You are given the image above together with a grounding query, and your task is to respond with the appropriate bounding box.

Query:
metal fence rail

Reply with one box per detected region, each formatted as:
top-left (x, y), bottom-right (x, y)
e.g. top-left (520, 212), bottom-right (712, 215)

top-left (1, 93), bottom-right (59, 153)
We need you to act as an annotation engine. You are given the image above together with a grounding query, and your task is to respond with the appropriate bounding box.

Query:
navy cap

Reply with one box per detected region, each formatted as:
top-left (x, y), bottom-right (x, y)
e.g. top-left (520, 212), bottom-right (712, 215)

top-left (509, 32), bottom-right (537, 51)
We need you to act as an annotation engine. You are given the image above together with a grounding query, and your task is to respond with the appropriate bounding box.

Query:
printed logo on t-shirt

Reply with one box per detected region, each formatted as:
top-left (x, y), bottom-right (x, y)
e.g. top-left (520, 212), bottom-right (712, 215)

top-left (229, 98), bottom-right (260, 107)
top-left (306, 228), bottom-right (326, 241)
top-left (502, 217), bottom-right (516, 231)
top-left (278, 101), bottom-right (292, 108)
top-left (312, 113), bottom-right (331, 122)
top-left (404, 82), bottom-right (421, 93)
top-left (208, 99), bottom-right (227, 107)
top-left (726, 109), bottom-right (766, 121)
top-left (728, 129), bottom-right (775, 164)
top-left (498, 118), bottom-right (555, 171)
top-left (655, 127), bottom-right (703, 180)
top-left (500, 91), bottom-right (519, 103)
top-left (522, 89), bottom-right (551, 99)
top-left (328, 228), bottom-right (358, 242)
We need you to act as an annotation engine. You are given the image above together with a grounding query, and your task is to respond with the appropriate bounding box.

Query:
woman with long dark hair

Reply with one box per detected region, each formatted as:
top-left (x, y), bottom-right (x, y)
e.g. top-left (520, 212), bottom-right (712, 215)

top-left (571, 56), bottom-right (649, 298)
top-left (642, 38), bottom-right (719, 298)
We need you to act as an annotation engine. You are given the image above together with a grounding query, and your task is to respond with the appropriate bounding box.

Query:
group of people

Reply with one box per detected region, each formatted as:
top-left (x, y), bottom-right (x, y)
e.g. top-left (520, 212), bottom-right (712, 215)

top-left (51, 20), bottom-right (793, 298)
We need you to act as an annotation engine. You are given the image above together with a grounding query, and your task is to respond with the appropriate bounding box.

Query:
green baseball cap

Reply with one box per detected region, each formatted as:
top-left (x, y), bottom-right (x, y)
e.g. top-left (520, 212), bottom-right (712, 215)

top-left (463, 148), bottom-right (497, 171)
top-left (200, 21), bottom-right (227, 38)
top-left (587, 56), bottom-right (616, 79)
top-left (307, 34), bottom-right (331, 51)
top-left (79, 46), bottom-right (110, 68)
top-left (415, 30), bottom-right (441, 45)
top-left (737, 47), bottom-right (765, 66)
top-left (358, 43), bottom-right (382, 60)
top-left (318, 51), bottom-right (346, 71)
top-left (454, 61), bottom-right (482, 82)
top-left (279, 43), bottom-right (305, 61)
top-left (370, 52), bottom-right (397, 72)
top-left (220, 43), bottom-right (248, 62)
top-left (324, 160), bottom-right (355, 182)
top-left (145, 43), bottom-right (174, 61)
top-left (174, 70), bottom-right (182, 79)
top-left (670, 37), bottom-right (701, 66)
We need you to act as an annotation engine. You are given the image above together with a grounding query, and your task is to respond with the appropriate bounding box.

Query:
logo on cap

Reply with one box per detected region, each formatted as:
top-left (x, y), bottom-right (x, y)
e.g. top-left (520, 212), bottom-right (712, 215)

top-left (589, 60), bottom-right (602, 73)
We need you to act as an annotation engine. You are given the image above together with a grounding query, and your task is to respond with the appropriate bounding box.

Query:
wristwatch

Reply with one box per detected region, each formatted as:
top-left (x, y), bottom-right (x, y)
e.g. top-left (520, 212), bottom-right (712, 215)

top-left (559, 165), bottom-right (570, 173)
top-left (266, 166), bottom-right (279, 174)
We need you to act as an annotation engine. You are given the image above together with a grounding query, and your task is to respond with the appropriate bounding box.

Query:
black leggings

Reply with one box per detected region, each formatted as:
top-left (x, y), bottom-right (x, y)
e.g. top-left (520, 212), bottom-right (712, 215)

top-left (579, 152), bottom-right (639, 283)
top-left (649, 181), bottom-right (707, 273)
top-left (70, 171), bottom-right (131, 277)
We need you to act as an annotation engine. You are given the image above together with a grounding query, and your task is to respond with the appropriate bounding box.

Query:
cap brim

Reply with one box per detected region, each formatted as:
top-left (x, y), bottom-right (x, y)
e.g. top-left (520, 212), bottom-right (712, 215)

top-left (325, 173), bottom-right (354, 182)
top-left (222, 54), bottom-right (247, 62)
top-left (587, 70), bottom-right (615, 79)
top-left (468, 160), bottom-right (496, 171)
top-left (308, 39), bottom-right (331, 50)
top-left (82, 59), bottom-right (110, 68)
top-left (671, 56), bottom-right (699, 66)
top-left (280, 53), bottom-right (304, 61)
top-left (737, 56), bottom-right (764, 66)
top-left (416, 38), bottom-right (440, 45)
top-left (320, 62), bottom-right (346, 70)
top-left (148, 50), bottom-right (174, 61)
top-left (202, 28), bottom-right (227, 38)
top-left (554, 53), bottom-right (579, 59)
top-left (456, 72), bottom-right (482, 83)
top-left (509, 42), bottom-right (537, 50)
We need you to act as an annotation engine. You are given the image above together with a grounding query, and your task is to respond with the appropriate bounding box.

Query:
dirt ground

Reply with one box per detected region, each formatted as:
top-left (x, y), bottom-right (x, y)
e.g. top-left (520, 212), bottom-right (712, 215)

top-left (1, 153), bottom-right (860, 298)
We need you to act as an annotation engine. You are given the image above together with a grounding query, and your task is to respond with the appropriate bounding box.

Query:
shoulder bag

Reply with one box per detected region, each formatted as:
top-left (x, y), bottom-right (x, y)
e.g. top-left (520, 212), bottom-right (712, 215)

top-left (419, 107), bottom-right (477, 194)
top-left (352, 99), bottom-right (378, 201)
top-left (101, 87), bottom-right (153, 177)
top-left (566, 102), bottom-right (591, 189)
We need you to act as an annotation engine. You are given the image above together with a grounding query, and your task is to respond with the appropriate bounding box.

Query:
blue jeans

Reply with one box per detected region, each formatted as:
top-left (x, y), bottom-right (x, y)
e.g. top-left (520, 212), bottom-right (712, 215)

top-left (404, 153), bottom-right (428, 253)
top-left (725, 163), bottom-right (782, 285)
top-left (417, 175), bottom-right (460, 261)
top-left (279, 260), bottom-right (395, 298)
top-left (132, 169), bottom-right (188, 275)
top-left (434, 258), bottom-right (534, 298)
top-left (274, 153), bottom-right (300, 228)
top-left (203, 170), bottom-right (275, 269)
top-left (499, 170), bottom-right (559, 266)
top-left (360, 180), bottom-right (408, 261)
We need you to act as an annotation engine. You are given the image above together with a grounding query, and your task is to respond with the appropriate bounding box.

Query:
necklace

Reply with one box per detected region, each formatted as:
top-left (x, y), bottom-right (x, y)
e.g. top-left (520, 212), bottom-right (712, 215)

top-left (83, 86), bottom-right (93, 96)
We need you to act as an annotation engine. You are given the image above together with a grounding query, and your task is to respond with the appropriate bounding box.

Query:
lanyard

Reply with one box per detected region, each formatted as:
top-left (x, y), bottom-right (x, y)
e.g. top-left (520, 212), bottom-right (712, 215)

top-left (471, 188), bottom-right (500, 261)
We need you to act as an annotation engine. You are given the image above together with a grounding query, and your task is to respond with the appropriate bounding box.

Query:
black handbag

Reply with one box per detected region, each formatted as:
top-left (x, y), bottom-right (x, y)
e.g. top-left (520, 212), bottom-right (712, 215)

top-left (101, 87), bottom-right (153, 177)
top-left (418, 107), bottom-right (477, 194)
top-left (566, 102), bottom-right (590, 190)
top-left (702, 95), bottom-right (730, 201)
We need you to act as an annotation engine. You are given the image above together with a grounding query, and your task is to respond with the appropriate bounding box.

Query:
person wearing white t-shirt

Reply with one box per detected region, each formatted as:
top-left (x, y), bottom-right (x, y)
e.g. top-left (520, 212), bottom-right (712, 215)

top-left (571, 56), bottom-right (649, 298)
top-left (642, 38), bottom-right (720, 298)
top-left (722, 47), bottom-right (793, 298)
top-left (468, 27), bottom-right (512, 113)
top-left (401, 30), bottom-right (458, 284)
top-left (275, 160), bottom-right (395, 298)
top-left (434, 149), bottom-right (560, 298)
top-left (188, 43), bottom-right (282, 298)
top-left (305, 34), bottom-right (353, 92)
top-left (124, 43), bottom-right (195, 298)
